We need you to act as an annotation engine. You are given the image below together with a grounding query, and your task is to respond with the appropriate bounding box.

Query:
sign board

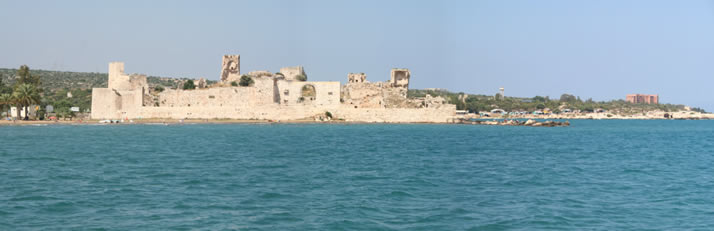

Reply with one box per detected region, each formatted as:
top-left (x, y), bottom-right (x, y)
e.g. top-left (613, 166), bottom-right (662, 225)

top-left (70, 107), bottom-right (80, 112)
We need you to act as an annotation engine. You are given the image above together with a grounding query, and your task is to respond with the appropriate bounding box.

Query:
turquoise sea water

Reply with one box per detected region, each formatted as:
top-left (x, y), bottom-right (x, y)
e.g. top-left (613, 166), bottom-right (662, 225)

top-left (2, 120), bottom-right (714, 230)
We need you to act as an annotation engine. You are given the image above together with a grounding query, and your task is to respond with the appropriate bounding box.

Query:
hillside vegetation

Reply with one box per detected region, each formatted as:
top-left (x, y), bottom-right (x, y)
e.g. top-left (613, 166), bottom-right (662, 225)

top-left (408, 89), bottom-right (706, 114)
top-left (0, 67), bottom-right (216, 114)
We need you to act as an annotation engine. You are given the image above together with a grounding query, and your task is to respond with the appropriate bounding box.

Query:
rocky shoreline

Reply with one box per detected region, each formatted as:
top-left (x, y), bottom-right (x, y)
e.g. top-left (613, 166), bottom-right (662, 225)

top-left (456, 119), bottom-right (570, 127)
top-left (468, 111), bottom-right (714, 120)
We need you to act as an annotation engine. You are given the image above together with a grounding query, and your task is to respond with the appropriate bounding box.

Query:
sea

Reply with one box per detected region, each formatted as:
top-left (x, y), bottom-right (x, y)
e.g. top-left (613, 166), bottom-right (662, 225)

top-left (1, 120), bottom-right (714, 230)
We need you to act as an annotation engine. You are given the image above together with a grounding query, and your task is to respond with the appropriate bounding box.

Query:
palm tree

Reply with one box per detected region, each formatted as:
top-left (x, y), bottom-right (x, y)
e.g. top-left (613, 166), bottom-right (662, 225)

top-left (0, 93), bottom-right (12, 119)
top-left (12, 83), bottom-right (40, 120)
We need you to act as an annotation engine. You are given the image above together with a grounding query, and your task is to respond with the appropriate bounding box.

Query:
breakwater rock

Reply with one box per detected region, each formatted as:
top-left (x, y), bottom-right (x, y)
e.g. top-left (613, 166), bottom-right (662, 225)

top-left (457, 119), bottom-right (569, 127)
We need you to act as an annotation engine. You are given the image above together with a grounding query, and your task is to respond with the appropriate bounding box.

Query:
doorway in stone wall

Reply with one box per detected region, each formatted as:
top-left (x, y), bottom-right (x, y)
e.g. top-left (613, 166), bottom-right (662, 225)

top-left (301, 84), bottom-right (316, 102)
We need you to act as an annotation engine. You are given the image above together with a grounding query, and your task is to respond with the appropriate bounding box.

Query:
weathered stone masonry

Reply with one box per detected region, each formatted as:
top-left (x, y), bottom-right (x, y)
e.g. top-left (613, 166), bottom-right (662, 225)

top-left (91, 55), bottom-right (456, 123)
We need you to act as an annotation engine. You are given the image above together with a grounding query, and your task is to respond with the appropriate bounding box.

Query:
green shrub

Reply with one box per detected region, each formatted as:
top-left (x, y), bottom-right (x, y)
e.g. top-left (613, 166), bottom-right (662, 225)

top-left (296, 74), bottom-right (307, 81)
top-left (325, 111), bottom-right (332, 118)
top-left (182, 81), bottom-right (195, 90)
top-left (239, 75), bottom-right (254, 86)
top-left (231, 81), bottom-right (238, 86)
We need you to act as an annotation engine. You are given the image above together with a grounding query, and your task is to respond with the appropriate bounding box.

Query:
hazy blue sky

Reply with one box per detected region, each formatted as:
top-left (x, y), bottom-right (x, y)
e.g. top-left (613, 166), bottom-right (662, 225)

top-left (1, 0), bottom-right (713, 110)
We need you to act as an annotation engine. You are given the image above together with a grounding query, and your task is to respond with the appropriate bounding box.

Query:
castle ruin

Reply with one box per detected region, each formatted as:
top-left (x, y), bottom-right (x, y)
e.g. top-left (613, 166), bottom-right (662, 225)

top-left (220, 55), bottom-right (240, 82)
top-left (91, 55), bottom-right (455, 123)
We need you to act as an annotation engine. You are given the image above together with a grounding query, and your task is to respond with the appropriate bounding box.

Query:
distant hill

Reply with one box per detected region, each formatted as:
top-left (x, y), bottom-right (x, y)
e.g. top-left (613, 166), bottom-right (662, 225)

top-left (0, 68), bottom-right (214, 91)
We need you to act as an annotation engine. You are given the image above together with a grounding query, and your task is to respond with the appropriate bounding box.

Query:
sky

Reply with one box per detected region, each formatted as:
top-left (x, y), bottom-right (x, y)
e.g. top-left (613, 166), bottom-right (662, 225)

top-left (1, 0), bottom-right (713, 110)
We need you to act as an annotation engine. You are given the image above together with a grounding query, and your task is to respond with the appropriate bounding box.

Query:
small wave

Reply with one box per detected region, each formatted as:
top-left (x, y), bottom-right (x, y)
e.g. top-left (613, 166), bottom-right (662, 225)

top-left (259, 192), bottom-right (291, 199)
top-left (43, 201), bottom-right (77, 213)
top-left (10, 195), bottom-right (56, 201)
top-left (386, 190), bottom-right (414, 198)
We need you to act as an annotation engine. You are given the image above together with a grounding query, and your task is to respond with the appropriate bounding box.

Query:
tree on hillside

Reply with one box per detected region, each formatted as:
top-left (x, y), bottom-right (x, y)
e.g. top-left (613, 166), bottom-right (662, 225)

top-left (533, 96), bottom-right (546, 102)
top-left (559, 94), bottom-right (577, 103)
top-left (0, 78), bottom-right (13, 94)
top-left (16, 65), bottom-right (41, 86)
top-left (12, 83), bottom-right (40, 120)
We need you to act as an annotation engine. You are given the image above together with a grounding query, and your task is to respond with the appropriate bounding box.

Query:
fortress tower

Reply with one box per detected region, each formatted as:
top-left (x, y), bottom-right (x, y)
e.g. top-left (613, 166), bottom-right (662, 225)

top-left (348, 73), bottom-right (367, 83)
top-left (220, 55), bottom-right (241, 82)
top-left (390, 69), bottom-right (410, 88)
top-left (107, 62), bottom-right (147, 91)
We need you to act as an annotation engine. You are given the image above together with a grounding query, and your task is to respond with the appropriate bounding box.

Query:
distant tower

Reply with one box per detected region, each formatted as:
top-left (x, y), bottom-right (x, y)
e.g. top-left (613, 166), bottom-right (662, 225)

top-left (499, 87), bottom-right (504, 99)
top-left (220, 55), bottom-right (240, 83)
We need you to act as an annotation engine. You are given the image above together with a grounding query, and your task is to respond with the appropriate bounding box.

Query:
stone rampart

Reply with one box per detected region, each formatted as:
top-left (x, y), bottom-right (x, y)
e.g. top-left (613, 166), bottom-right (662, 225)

top-left (158, 78), bottom-right (275, 107)
top-left (276, 81), bottom-right (340, 106)
top-left (137, 105), bottom-right (333, 120)
top-left (91, 88), bottom-right (144, 119)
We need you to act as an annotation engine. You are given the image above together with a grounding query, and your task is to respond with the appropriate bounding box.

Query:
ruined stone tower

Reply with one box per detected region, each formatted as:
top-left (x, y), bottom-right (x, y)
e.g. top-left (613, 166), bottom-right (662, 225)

top-left (107, 62), bottom-right (147, 91)
top-left (348, 73), bottom-right (367, 83)
top-left (390, 68), bottom-right (410, 88)
top-left (107, 62), bottom-right (125, 89)
top-left (220, 55), bottom-right (240, 82)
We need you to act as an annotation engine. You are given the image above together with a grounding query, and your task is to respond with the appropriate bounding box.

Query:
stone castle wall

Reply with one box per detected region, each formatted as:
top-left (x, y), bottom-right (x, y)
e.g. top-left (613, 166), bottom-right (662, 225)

top-left (91, 88), bottom-right (145, 119)
top-left (91, 57), bottom-right (457, 123)
top-left (276, 81), bottom-right (340, 106)
top-left (130, 104), bottom-right (455, 123)
top-left (341, 82), bottom-right (387, 108)
top-left (279, 66), bottom-right (305, 81)
top-left (135, 105), bottom-right (334, 121)
top-left (157, 78), bottom-right (276, 107)
top-left (91, 88), bottom-right (120, 119)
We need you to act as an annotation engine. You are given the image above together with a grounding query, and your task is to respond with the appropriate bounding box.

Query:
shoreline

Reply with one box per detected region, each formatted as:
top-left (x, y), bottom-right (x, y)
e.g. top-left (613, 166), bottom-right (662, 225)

top-left (470, 111), bottom-right (714, 120)
top-left (2, 114), bottom-right (713, 126)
